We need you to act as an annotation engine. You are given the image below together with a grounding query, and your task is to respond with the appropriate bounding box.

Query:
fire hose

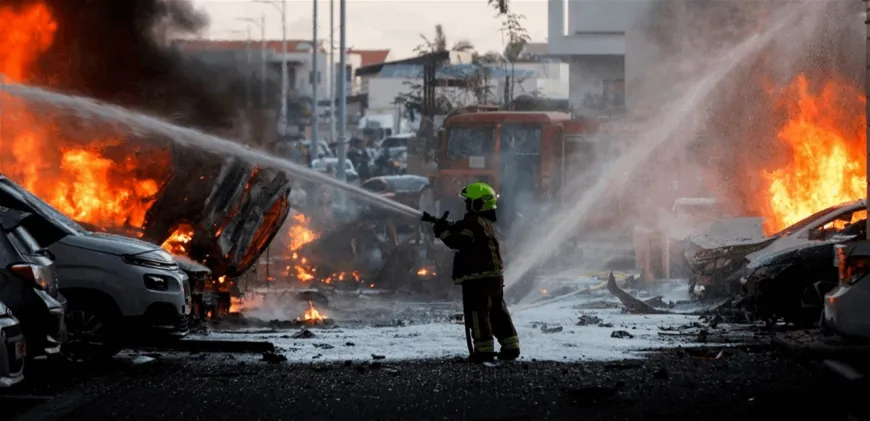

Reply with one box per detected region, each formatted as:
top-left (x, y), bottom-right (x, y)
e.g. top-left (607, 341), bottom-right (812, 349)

top-left (421, 211), bottom-right (474, 355)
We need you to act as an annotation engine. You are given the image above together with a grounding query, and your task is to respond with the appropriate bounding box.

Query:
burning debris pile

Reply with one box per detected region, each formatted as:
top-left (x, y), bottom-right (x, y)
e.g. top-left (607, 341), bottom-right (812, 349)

top-left (0, 0), bottom-right (291, 298)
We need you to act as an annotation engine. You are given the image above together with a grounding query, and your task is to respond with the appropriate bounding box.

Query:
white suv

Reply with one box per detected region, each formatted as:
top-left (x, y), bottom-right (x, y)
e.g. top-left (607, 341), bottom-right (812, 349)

top-left (0, 177), bottom-right (191, 360)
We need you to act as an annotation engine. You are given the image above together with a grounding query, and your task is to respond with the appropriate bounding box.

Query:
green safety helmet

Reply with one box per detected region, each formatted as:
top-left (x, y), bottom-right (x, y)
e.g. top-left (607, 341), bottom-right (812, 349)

top-left (459, 182), bottom-right (498, 211)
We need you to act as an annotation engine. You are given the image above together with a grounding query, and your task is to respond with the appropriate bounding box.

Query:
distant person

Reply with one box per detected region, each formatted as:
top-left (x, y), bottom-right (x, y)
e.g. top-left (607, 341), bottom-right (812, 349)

top-left (347, 139), bottom-right (371, 181)
top-left (421, 182), bottom-right (520, 363)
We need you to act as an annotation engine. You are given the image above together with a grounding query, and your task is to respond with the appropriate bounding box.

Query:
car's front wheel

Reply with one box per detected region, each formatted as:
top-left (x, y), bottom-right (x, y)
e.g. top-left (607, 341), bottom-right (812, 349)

top-left (61, 299), bottom-right (121, 363)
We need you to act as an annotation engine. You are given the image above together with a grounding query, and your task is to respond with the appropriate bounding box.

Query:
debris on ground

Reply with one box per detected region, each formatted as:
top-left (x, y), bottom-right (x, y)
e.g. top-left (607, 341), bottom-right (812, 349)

top-left (606, 273), bottom-right (669, 314)
top-left (576, 314), bottom-right (603, 326)
top-left (611, 330), bottom-right (634, 339)
top-left (293, 329), bottom-right (316, 339)
top-left (541, 324), bottom-right (564, 334)
top-left (261, 351), bottom-right (288, 364)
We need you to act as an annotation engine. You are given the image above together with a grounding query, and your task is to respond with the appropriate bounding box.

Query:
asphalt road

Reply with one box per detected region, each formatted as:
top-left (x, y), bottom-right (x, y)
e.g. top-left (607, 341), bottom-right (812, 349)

top-left (3, 346), bottom-right (840, 421)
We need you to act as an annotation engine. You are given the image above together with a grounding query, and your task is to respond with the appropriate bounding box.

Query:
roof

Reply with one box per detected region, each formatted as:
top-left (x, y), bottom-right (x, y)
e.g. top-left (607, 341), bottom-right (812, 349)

top-left (177, 39), bottom-right (327, 54)
top-left (355, 51), bottom-right (454, 77)
top-left (348, 49), bottom-right (390, 67)
top-left (444, 111), bottom-right (574, 125)
top-left (376, 63), bottom-right (535, 80)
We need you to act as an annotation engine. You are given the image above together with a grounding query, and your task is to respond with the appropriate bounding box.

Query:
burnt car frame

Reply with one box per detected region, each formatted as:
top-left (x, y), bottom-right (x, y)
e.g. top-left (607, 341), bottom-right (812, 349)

top-left (141, 154), bottom-right (292, 279)
top-left (687, 199), bottom-right (866, 297)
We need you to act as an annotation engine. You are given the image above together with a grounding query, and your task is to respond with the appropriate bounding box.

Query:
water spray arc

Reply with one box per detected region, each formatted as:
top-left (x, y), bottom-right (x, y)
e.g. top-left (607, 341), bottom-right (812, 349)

top-left (503, 3), bottom-right (819, 296)
top-left (0, 82), bottom-right (422, 219)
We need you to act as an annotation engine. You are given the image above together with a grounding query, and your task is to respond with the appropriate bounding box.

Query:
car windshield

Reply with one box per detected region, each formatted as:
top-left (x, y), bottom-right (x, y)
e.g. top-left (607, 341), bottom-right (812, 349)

top-left (386, 176), bottom-right (428, 192)
top-left (446, 126), bottom-right (494, 160)
top-left (772, 204), bottom-right (850, 237)
top-left (0, 179), bottom-right (86, 235)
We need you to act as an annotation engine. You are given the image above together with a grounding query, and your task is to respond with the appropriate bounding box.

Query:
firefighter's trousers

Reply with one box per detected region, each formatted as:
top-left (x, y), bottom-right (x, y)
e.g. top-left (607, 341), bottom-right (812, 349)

top-left (461, 277), bottom-right (519, 354)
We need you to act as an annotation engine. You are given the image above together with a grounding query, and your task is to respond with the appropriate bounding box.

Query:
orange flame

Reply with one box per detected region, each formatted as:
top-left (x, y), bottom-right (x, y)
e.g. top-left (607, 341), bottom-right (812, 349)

top-left (300, 300), bottom-right (324, 322)
top-left (0, 2), bottom-right (168, 231)
top-left (763, 74), bottom-right (867, 233)
top-left (288, 213), bottom-right (318, 251)
top-left (160, 224), bottom-right (195, 255)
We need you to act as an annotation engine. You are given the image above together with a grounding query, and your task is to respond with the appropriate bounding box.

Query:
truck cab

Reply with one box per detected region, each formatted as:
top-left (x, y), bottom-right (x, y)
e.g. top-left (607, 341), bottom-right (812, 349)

top-left (420, 111), bottom-right (596, 234)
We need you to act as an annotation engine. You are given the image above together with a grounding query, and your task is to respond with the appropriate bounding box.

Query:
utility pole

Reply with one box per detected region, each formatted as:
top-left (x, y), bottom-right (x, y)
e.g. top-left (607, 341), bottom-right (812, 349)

top-left (256, 0), bottom-right (289, 138)
top-left (311, 0), bottom-right (320, 167)
top-left (336, 0), bottom-right (348, 182)
top-left (329, 0), bottom-right (337, 145)
top-left (238, 16), bottom-right (268, 109)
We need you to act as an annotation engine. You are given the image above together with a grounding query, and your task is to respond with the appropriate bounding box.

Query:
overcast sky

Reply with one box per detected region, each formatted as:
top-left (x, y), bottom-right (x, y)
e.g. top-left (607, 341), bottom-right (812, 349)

top-left (191, 0), bottom-right (549, 58)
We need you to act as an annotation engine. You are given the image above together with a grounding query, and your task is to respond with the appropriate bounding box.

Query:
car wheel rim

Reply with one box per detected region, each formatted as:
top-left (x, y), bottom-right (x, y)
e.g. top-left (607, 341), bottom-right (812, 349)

top-left (62, 309), bottom-right (109, 362)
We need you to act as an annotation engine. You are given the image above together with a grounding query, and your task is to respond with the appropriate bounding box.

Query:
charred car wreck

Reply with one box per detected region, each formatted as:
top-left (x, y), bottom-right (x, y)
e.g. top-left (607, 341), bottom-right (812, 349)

top-left (684, 199), bottom-right (867, 325)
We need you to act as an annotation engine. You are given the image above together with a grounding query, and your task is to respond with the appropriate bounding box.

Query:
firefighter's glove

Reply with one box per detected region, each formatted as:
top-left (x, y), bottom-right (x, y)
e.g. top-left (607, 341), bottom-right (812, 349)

top-left (421, 211), bottom-right (437, 224)
top-left (432, 219), bottom-right (450, 237)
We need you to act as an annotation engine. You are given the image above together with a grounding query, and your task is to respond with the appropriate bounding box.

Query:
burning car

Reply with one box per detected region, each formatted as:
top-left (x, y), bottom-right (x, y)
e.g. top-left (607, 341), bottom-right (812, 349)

top-left (687, 199), bottom-right (867, 297)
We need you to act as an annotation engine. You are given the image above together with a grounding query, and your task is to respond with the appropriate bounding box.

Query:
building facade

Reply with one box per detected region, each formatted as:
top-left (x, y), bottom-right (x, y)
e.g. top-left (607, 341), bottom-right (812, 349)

top-left (547, 0), bottom-right (650, 114)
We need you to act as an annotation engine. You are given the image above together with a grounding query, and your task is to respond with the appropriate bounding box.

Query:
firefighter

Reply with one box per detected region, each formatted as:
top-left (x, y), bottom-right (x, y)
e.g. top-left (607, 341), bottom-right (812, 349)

top-left (421, 182), bottom-right (520, 362)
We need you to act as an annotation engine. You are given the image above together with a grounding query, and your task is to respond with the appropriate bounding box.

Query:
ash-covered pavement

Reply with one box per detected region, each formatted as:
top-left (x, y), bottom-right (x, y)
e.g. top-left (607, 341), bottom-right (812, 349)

top-left (7, 347), bottom-right (836, 421)
top-left (202, 278), bottom-right (759, 363)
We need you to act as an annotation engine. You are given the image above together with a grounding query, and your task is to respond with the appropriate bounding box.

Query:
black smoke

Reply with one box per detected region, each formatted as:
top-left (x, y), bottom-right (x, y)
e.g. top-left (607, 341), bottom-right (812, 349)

top-left (5, 0), bottom-right (245, 131)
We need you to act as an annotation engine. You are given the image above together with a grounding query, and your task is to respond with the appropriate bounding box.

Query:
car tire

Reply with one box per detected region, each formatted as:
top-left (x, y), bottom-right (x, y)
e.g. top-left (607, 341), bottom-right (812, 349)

top-left (61, 298), bottom-right (122, 363)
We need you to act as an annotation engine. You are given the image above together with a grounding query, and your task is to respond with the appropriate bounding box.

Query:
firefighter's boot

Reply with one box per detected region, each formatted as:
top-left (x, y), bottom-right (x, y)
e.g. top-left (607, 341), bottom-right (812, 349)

top-left (498, 348), bottom-right (520, 361)
top-left (469, 351), bottom-right (497, 363)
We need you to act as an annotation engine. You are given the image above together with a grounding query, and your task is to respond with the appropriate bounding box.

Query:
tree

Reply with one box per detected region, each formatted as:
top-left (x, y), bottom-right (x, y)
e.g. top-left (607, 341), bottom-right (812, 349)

top-left (414, 24), bottom-right (475, 56)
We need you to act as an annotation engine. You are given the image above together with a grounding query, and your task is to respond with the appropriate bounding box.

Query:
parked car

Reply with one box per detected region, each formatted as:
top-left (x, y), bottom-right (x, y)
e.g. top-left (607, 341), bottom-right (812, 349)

top-left (0, 207), bottom-right (66, 358)
top-left (0, 301), bottom-right (25, 387)
top-left (0, 176), bottom-right (190, 361)
top-left (687, 199), bottom-right (866, 297)
top-left (312, 158), bottom-right (359, 183)
top-left (824, 241), bottom-right (870, 338)
top-left (361, 175), bottom-right (429, 210)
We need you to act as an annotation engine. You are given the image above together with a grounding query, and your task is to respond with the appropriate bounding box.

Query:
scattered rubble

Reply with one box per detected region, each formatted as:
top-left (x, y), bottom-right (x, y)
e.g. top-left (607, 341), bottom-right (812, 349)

top-left (293, 329), bottom-right (316, 339)
top-left (576, 314), bottom-right (603, 326)
top-left (541, 324), bottom-right (564, 334)
top-left (611, 330), bottom-right (634, 339)
top-left (261, 351), bottom-right (287, 364)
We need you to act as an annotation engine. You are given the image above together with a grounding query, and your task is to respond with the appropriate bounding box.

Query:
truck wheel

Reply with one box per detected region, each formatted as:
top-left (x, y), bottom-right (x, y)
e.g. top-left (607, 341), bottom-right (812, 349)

top-left (61, 299), bottom-right (122, 363)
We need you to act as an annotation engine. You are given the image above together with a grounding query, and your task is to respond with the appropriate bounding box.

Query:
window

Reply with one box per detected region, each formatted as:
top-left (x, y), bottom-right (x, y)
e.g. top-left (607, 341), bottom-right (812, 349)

top-left (602, 79), bottom-right (625, 108)
top-left (362, 179), bottom-right (389, 193)
top-left (446, 127), bottom-right (495, 160)
top-left (809, 209), bottom-right (868, 241)
top-left (500, 124), bottom-right (542, 155)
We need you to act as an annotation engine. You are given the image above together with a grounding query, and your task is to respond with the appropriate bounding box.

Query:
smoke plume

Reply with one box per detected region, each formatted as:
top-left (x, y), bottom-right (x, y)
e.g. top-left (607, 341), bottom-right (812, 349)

top-left (3, 0), bottom-right (247, 131)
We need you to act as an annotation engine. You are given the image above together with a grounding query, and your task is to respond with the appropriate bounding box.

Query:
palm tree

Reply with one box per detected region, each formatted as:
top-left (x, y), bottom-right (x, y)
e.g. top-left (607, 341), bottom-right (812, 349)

top-left (415, 24), bottom-right (475, 56)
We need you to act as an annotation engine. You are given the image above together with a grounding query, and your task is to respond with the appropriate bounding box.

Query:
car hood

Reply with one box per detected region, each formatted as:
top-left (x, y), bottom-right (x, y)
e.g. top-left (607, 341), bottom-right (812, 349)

top-left (57, 232), bottom-right (162, 256)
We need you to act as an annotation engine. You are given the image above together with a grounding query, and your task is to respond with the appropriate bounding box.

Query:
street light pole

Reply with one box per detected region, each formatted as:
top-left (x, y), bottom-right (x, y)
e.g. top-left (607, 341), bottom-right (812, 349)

top-left (329, 0), bottom-right (336, 145)
top-left (311, 0), bottom-right (320, 166)
top-left (336, 0), bottom-right (347, 182)
top-left (238, 16), bottom-right (268, 109)
top-left (258, 0), bottom-right (288, 138)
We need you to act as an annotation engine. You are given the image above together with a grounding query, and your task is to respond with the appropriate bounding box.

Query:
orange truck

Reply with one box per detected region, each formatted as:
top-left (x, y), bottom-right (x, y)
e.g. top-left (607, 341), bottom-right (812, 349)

top-left (419, 109), bottom-right (598, 234)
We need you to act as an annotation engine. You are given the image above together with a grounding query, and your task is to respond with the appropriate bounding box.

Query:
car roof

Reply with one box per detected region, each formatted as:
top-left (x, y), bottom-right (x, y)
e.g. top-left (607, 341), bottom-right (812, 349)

top-left (0, 206), bottom-right (30, 232)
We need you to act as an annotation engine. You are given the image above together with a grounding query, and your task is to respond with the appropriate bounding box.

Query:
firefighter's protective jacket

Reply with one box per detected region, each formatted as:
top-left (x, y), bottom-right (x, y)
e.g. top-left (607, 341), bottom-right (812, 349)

top-left (436, 212), bottom-right (504, 284)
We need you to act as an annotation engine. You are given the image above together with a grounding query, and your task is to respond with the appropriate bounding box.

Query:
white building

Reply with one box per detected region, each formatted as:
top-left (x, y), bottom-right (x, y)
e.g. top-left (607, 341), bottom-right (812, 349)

top-left (547, 0), bottom-right (650, 113)
top-left (362, 60), bottom-right (566, 116)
